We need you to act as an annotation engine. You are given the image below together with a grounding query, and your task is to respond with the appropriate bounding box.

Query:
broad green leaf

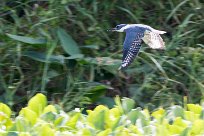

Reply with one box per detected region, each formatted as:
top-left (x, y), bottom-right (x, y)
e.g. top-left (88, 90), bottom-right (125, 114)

top-left (38, 124), bottom-right (55, 136)
top-left (173, 117), bottom-right (188, 128)
top-left (41, 112), bottom-right (56, 123)
top-left (127, 109), bottom-right (140, 125)
top-left (121, 97), bottom-right (135, 114)
top-left (187, 104), bottom-right (202, 114)
top-left (108, 107), bottom-right (121, 129)
top-left (0, 103), bottom-right (11, 117)
top-left (190, 119), bottom-right (204, 134)
top-left (6, 33), bottom-right (46, 44)
top-left (57, 28), bottom-right (80, 55)
top-left (94, 110), bottom-right (105, 130)
top-left (97, 97), bottom-right (115, 108)
top-left (171, 106), bottom-right (185, 118)
top-left (43, 105), bottom-right (57, 114)
top-left (87, 105), bottom-right (108, 130)
top-left (152, 108), bottom-right (165, 119)
top-left (168, 125), bottom-right (185, 135)
top-left (66, 113), bottom-right (80, 129)
top-left (27, 93), bottom-right (47, 116)
top-left (114, 96), bottom-right (123, 114)
top-left (0, 113), bottom-right (12, 128)
top-left (23, 51), bottom-right (64, 64)
top-left (184, 111), bottom-right (199, 121)
top-left (19, 108), bottom-right (38, 125)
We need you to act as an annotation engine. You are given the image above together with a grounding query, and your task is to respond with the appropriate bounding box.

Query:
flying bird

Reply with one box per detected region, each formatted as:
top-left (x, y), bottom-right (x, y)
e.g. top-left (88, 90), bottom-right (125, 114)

top-left (108, 24), bottom-right (166, 70)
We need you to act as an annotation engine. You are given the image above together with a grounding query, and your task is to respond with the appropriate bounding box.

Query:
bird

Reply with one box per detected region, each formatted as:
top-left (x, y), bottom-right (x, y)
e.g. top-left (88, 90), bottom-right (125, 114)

top-left (108, 24), bottom-right (166, 70)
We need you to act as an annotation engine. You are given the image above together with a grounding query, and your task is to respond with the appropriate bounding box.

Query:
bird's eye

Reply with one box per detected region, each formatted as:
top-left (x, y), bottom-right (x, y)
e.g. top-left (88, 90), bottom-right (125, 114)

top-left (116, 25), bottom-right (119, 29)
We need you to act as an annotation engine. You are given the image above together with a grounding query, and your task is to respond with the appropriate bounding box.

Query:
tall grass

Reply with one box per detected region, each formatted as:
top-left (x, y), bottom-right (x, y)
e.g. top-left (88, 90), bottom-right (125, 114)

top-left (0, 0), bottom-right (203, 111)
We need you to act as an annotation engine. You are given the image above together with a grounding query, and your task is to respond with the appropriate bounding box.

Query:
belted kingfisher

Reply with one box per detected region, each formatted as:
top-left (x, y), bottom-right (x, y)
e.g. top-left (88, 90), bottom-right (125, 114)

top-left (109, 24), bottom-right (166, 70)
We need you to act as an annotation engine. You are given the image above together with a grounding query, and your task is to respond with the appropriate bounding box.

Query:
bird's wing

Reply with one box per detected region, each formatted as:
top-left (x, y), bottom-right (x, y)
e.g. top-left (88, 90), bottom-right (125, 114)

top-left (142, 30), bottom-right (165, 49)
top-left (119, 32), bottom-right (143, 70)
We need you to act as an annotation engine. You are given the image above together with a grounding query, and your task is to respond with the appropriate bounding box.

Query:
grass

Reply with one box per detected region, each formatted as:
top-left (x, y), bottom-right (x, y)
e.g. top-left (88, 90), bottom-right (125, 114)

top-left (0, 0), bottom-right (203, 112)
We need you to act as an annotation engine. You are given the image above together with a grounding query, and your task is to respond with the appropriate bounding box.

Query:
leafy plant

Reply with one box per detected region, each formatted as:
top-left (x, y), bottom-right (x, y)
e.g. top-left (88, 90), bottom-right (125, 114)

top-left (1, 93), bottom-right (204, 135)
top-left (0, 0), bottom-right (203, 111)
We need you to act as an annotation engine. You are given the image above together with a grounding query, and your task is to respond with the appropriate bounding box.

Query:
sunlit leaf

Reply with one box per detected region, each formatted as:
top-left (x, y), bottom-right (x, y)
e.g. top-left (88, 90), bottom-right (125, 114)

top-left (87, 105), bottom-right (108, 130)
top-left (66, 113), bottom-right (80, 129)
top-left (27, 93), bottom-right (47, 116)
top-left (19, 108), bottom-right (38, 125)
top-left (152, 108), bottom-right (165, 119)
top-left (0, 103), bottom-right (11, 117)
top-left (187, 104), bottom-right (202, 114)
top-left (43, 105), bottom-right (57, 114)
top-left (121, 97), bottom-right (135, 114)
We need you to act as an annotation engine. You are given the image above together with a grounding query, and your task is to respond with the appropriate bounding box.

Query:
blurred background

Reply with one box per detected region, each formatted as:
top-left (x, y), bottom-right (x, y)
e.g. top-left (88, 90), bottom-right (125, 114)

top-left (0, 0), bottom-right (203, 112)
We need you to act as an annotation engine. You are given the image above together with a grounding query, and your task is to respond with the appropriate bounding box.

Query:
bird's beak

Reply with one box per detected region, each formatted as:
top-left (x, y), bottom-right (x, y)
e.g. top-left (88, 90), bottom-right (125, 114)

top-left (107, 28), bottom-right (117, 31)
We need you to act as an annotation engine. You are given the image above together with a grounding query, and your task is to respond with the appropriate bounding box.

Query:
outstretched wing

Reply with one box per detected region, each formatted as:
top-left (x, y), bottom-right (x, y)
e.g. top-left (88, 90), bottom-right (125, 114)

top-left (119, 32), bottom-right (143, 70)
top-left (142, 30), bottom-right (165, 49)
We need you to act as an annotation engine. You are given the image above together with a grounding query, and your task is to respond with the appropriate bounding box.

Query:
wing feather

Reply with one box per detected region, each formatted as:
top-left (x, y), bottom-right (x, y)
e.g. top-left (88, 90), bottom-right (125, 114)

top-left (142, 30), bottom-right (165, 49)
top-left (119, 33), bottom-right (143, 70)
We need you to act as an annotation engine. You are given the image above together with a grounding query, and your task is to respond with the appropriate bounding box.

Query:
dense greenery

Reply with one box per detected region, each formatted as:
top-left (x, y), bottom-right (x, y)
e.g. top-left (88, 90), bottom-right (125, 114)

top-left (0, 0), bottom-right (204, 112)
top-left (1, 93), bottom-right (204, 135)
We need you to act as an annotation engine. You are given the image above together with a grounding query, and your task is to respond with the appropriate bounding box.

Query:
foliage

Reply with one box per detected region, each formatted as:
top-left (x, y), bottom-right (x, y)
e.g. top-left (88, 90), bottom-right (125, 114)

top-left (0, 0), bottom-right (204, 111)
top-left (1, 93), bottom-right (204, 135)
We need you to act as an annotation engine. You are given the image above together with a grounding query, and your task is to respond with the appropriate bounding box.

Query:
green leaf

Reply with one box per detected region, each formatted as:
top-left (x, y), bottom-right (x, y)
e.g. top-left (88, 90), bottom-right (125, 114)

top-left (12, 116), bottom-right (30, 132)
top-left (187, 104), bottom-right (202, 114)
top-left (38, 124), bottom-right (55, 136)
top-left (23, 51), bottom-right (64, 64)
top-left (87, 105), bottom-right (108, 130)
top-left (41, 112), bottom-right (57, 123)
top-left (0, 103), bottom-right (11, 117)
top-left (65, 54), bottom-right (84, 59)
top-left (27, 93), bottom-right (47, 116)
top-left (94, 110), bottom-right (105, 130)
top-left (127, 110), bottom-right (139, 125)
top-left (19, 108), bottom-right (38, 125)
top-left (43, 105), bottom-right (57, 114)
top-left (6, 33), bottom-right (46, 44)
top-left (66, 113), bottom-right (80, 129)
top-left (179, 128), bottom-right (190, 136)
top-left (121, 97), bottom-right (135, 114)
top-left (97, 97), bottom-right (115, 108)
top-left (57, 28), bottom-right (81, 55)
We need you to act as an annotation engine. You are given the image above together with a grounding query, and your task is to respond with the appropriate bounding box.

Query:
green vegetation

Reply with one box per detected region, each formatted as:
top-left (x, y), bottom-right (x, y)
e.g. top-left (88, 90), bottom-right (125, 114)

top-left (1, 93), bottom-right (204, 135)
top-left (0, 0), bottom-right (204, 115)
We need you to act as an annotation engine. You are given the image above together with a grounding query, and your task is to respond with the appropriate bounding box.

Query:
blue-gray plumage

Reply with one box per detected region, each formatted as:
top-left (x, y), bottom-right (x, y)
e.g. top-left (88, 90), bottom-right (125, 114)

top-left (109, 24), bottom-right (166, 70)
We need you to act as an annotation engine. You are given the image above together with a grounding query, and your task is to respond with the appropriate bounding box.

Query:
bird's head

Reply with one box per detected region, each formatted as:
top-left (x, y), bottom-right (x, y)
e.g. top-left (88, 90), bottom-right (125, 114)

top-left (108, 24), bottom-right (129, 32)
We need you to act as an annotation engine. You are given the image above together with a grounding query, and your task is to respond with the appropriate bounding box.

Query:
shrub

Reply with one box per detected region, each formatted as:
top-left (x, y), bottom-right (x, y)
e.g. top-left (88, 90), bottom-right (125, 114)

top-left (0, 93), bottom-right (204, 135)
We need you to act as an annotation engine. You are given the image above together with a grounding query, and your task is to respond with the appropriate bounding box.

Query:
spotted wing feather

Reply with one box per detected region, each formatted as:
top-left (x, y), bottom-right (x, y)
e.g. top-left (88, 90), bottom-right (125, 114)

top-left (142, 30), bottom-right (165, 49)
top-left (119, 33), bottom-right (143, 70)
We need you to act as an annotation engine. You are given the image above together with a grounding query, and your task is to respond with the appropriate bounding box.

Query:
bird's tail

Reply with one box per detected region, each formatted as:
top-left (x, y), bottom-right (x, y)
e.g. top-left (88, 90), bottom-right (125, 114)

top-left (152, 29), bottom-right (166, 34)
